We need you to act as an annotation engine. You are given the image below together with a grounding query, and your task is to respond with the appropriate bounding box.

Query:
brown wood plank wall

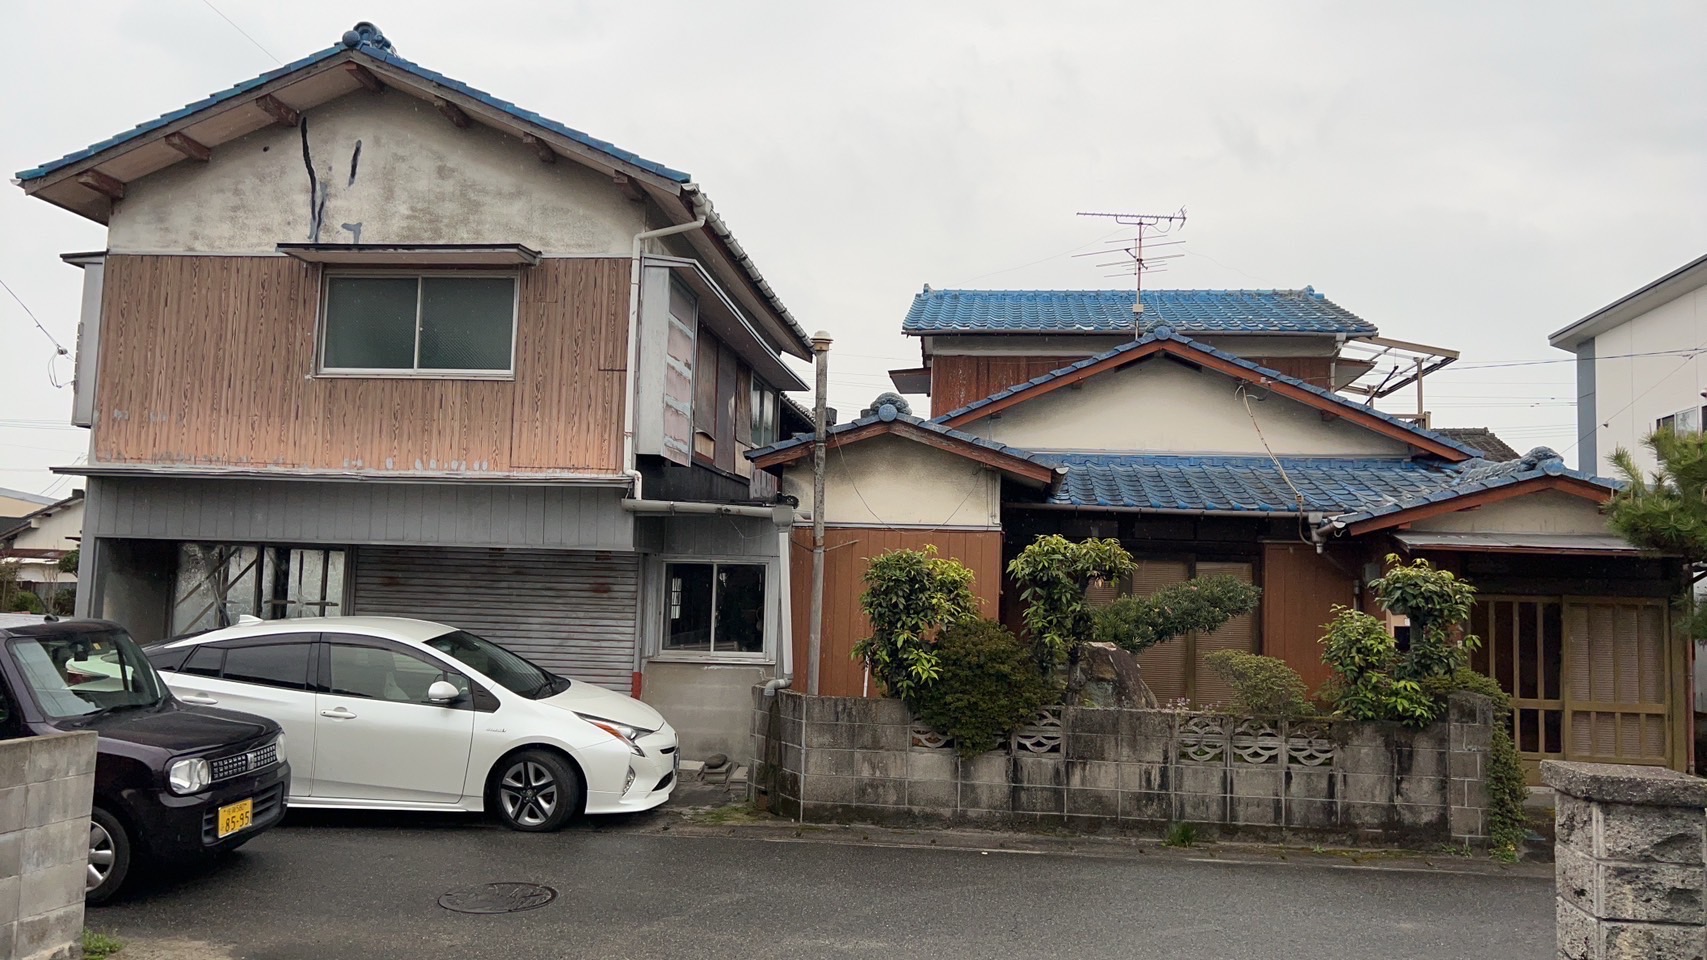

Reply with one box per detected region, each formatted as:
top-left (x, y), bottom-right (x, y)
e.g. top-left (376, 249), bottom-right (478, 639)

top-left (1251, 356), bottom-right (1336, 388)
top-left (94, 255), bottom-right (629, 473)
top-left (789, 526), bottom-right (1004, 697)
top-left (1259, 543), bottom-right (1359, 694)
top-left (929, 355), bottom-right (1086, 416)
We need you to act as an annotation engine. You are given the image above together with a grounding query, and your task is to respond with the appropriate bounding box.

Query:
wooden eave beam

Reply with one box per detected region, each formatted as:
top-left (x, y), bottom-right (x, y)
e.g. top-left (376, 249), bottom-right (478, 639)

top-left (254, 94), bottom-right (300, 126)
top-left (612, 173), bottom-right (643, 201)
top-left (75, 170), bottom-right (125, 200)
top-left (433, 97), bottom-right (470, 128)
top-left (521, 134), bottom-right (556, 164)
top-left (1343, 475), bottom-right (1614, 537)
top-left (163, 132), bottom-right (211, 162)
top-left (344, 62), bottom-right (385, 93)
top-left (750, 420), bottom-right (1056, 485)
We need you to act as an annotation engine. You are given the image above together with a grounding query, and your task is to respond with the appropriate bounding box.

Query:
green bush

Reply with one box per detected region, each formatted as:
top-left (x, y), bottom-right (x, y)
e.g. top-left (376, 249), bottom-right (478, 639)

top-left (1372, 555), bottom-right (1481, 680)
top-left (3, 590), bottom-right (44, 614)
top-left (853, 547), bottom-right (980, 706)
top-left (1202, 650), bottom-right (1310, 718)
top-left (50, 588), bottom-right (75, 616)
top-left (1007, 534), bottom-right (1135, 669)
top-left (913, 619), bottom-right (1054, 756)
top-left (1318, 606), bottom-right (1438, 726)
top-left (1094, 576), bottom-right (1262, 654)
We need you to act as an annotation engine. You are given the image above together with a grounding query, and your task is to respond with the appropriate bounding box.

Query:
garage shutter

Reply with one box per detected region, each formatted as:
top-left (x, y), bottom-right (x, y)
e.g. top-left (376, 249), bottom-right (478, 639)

top-left (352, 547), bottom-right (639, 692)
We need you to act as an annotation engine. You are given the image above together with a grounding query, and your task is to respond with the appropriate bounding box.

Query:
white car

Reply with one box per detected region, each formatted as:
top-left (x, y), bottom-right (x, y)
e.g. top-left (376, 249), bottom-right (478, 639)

top-left (142, 616), bottom-right (678, 831)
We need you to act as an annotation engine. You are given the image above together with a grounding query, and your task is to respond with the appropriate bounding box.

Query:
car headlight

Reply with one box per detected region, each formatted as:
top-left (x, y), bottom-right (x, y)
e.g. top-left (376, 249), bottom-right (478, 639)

top-left (574, 713), bottom-right (652, 757)
top-left (274, 731), bottom-right (286, 761)
top-left (167, 757), bottom-right (211, 795)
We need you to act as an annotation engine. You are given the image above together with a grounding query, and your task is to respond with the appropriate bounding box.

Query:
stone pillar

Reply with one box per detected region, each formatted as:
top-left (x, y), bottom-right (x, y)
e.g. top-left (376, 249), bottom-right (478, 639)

top-left (1543, 760), bottom-right (1707, 960)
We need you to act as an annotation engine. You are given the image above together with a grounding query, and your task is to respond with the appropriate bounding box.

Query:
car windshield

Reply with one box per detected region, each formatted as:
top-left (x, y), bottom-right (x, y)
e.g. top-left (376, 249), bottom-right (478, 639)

top-left (7, 628), bottom-right (167, 719)
top-left (423, 629), bottom-right (567, 699)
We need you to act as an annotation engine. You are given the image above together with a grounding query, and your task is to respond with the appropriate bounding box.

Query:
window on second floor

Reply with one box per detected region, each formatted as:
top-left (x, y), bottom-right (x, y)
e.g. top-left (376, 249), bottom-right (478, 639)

top-left (320, 273), bottom-right (517, 375)
top-left (1657, 406), bottom-right (1703, 436)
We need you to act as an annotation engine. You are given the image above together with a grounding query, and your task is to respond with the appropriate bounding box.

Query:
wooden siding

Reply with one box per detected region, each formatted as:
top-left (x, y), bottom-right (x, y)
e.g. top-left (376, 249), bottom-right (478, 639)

top-left (94, 255), bottom-right (629, 474)
top-left (789, 526), bottom-right (1003, 697)
top-left (1260, 543), bottom-right (1358, 694)
top-left (929, 355), bottom-right (1086, 416)
top-left (1252, 356), bottom-right (1335, 388)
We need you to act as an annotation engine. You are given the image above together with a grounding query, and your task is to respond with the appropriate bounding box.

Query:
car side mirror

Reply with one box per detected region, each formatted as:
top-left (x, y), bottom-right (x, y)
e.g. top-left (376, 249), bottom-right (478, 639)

top-left (426, 680), bottom-right (462, 704)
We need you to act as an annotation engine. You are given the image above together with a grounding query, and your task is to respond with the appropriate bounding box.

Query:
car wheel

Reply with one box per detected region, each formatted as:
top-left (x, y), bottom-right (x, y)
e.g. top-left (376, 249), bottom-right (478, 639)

top-left (491, 750), bottom-right (580, 832)
top-left (87, 807), bottom-right (132, 905)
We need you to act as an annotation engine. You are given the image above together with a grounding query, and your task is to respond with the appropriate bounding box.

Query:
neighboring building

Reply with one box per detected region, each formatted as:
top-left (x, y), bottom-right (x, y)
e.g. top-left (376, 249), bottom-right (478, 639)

top-left (0, 487), bottom-right (55, 527)
top-left (1549, 252), bottom-right (1707, 475)
top-left (758, 289), bottom-right (1694, 779)
top-left (0, 490), bottom-right (83, 608)
top-left (14, 23), bottom-right (815, 758)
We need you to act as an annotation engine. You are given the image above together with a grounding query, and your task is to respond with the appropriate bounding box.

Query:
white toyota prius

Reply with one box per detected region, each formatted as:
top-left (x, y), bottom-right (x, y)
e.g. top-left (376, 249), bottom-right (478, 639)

top-left (142, 616), bottom-right (678, 831)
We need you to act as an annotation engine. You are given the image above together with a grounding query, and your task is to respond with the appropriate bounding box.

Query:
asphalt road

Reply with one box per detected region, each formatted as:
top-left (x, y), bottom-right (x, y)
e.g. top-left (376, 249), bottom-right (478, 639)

top-left (94, 811), bottom-right (1555, 960)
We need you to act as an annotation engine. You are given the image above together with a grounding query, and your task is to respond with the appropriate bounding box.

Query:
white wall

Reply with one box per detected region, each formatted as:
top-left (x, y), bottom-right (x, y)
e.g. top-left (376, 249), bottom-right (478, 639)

top-left (10, 500), bottom-right (83, 551)
top-left (781, 434), bottom-right (1002, 528)
top-left (108, 92), bottom-right (649, 255)
top-left (1590, 284), bottom-right (1707, 477)
top-left (959, 357), bottom-right (1413, 456)
top-left (1409, 489), bottom-right (1611, 535)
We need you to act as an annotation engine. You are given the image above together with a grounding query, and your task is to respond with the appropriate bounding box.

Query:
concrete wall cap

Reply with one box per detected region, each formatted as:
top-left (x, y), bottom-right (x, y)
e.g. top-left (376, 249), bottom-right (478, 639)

top-left (1541, 760), bottom-right (1707, 808)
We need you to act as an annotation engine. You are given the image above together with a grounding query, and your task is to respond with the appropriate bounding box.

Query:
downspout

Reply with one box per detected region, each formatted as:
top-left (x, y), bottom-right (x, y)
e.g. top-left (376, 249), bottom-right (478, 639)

top-left (764, 504), bottom-right (795, 697)
top-left (623, 217), bottom-right (707, 501)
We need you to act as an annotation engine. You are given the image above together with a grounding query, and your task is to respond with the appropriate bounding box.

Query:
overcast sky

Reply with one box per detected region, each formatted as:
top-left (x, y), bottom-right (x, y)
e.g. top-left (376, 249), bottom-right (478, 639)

top-left (3, 1), bottom-right (1704, 496)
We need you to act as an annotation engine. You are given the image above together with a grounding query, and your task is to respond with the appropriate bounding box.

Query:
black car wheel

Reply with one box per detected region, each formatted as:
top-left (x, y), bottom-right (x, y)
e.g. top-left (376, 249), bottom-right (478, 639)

top-left (491, 750), bottom-right (580, 832)
top-left (87, 806), bottom-right (132, 905)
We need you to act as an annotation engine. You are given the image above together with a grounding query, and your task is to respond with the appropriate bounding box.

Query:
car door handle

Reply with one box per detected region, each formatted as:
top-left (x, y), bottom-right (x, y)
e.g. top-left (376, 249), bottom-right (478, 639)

top-left (320, 707), bottom-right (358, 720)
top-left (180, 693), bottom-right (219, 705)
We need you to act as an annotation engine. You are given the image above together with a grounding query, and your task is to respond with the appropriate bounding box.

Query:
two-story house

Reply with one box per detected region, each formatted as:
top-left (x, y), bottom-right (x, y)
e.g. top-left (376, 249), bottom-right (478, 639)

top-left (755, 287), bottom-right (1695, 779)
top-left (16, 23), bottom-right (813, 758)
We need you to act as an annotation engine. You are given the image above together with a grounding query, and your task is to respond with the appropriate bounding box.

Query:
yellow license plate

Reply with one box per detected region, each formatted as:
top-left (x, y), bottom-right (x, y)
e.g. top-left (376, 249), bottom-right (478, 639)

top-left (217, 798), bottom-right (253, 838)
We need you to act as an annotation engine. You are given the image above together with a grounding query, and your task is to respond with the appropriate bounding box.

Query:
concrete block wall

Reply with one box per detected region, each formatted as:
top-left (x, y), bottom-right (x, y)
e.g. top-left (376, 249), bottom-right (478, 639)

top-left (0, 732), bottom-right (97, 960)
top-left (1544, 760), bottom-right (1707, 960)
top-left (751, 689), bottom-right (1492, 845)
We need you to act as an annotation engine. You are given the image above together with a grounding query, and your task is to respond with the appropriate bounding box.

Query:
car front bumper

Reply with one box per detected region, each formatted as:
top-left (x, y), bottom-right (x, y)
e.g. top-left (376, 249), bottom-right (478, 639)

top-left (585, 724), bottom-right (679, 815)
top-left (119, 759), bottom-right (291, 860)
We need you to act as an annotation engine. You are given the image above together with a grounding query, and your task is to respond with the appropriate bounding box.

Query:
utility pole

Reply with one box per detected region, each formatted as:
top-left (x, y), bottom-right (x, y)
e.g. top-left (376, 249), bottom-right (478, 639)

top-left (808, 331), bottom-right (832, 696)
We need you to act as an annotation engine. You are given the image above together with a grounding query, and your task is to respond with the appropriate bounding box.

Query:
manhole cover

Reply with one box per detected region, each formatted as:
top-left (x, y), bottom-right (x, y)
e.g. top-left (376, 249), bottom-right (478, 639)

top-left (438, 882), bottom-right (558, 914)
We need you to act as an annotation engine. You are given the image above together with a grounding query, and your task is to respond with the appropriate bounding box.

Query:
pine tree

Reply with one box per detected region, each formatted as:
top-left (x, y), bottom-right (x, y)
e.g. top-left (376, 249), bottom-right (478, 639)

top-left (1608, 429), bottom-right (1707, 638)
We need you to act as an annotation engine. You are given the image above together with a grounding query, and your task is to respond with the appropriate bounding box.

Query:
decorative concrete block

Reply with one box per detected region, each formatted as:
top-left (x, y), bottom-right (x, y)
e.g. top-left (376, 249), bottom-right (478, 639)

top-left (1065, 760), bottom-right (1120, 792)
top-left (1117, 762), bottom-right (1167, 794)
top-left (906, 778), bottom-right (957, 810)
top-left (855, 750), bottom-right (907, 781)
top-left (853, 777), bottom-right (906, 807)
top-left (1013, 756), bottom-right (1064, 788)
top-left (1065, 787), bottom-right (1120, 818)
top-left (1065, 733), bottom-right (1119, 762)
top-left (1012, 786), bottom-right (1065, 815)
top-left (1339, 772), bottom-right (1396, 806)
top-left (1598, 862), bottom-right (1706, 924)
top-left (1118, 789), bottom-right (1170, 822)
top-left (960, 781), bottom-right (1011, 812)
top-left (906, 750), bottom-right (956, 783)
top-left (1600, 920), bottom-right (1707, 960)
top-left (1596, 802), bottom-right (1707, 865)
top-left (803, 748), bottom-right (853, 778)
top-left (958, 753), bottom-right (1009, 785)
top-left (12, 903), bottom-right (82, 960)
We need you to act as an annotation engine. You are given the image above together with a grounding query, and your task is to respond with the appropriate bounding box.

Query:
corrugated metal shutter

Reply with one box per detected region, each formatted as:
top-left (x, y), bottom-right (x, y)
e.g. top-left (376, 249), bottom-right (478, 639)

top-left (352, 547), bottom-right (638, 692)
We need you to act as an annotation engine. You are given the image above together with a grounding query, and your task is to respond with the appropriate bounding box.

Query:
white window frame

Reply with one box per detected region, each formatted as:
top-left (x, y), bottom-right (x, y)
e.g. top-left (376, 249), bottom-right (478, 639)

top-left (316, 269), bottom-right (521, 379)
top-left (649, 557), bottom-right (775, 664)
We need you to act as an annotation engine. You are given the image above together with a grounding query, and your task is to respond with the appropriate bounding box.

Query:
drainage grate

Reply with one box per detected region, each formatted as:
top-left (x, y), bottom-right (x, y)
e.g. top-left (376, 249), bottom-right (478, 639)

top-left (438, 882), bottom-right (558, 915)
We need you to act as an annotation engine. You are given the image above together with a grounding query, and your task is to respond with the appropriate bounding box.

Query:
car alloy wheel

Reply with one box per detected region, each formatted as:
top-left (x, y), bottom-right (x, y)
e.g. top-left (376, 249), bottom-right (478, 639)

top-left (499, 760), bottom-right (560, 828)
top-left (87, 820), bottom-right (115, 891)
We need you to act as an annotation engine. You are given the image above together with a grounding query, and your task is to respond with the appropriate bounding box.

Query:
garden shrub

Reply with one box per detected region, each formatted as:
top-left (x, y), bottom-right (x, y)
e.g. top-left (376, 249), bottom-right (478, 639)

top-left (1371, 555), bottom-right (1480, 681)
top-left (854, 547), bottom-right (980, 706)
top-left (3, 589), bottom-right (44, 614)
top-left (1094, 576), bottom-right (1262, 654)
top-left (913, 619), bottom-right (1053, 756)
top-left (1318, 606), bottom-right (1438, 726)
top-left (1007, 534), bottom-right (1134, 669)
top-left (1202, 650), bottom-right (1310, 718)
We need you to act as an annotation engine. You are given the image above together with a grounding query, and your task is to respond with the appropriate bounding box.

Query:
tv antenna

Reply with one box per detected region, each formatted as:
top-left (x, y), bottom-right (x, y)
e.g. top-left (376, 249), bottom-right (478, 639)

top-left (1075, 208), bottom-right (1187, 334)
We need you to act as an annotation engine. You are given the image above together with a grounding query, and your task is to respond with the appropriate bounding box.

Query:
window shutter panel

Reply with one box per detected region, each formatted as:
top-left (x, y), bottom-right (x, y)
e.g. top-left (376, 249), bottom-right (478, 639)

top-left (1130, 559), bottom-right (1190, 704)
top-left (1190, 561), bottom-right (1257, 708)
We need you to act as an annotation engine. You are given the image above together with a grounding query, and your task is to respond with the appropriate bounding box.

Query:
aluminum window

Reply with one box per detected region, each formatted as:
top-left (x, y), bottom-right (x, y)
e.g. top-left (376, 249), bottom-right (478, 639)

top-left (320, 273), bottom-right (518, 376)
top-left (662, 562), bottom-right (765, 655)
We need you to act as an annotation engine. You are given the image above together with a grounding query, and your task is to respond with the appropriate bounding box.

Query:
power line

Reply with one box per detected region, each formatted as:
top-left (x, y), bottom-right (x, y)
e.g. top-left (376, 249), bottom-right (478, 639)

top-left (0, 276), bottom-right (71, 389)
top-left (199, 0), bottom-right (283, 65)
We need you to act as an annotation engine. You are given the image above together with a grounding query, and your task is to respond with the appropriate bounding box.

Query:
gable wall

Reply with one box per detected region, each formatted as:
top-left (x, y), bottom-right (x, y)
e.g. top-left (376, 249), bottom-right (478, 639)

top-left (1408, 488), bottom-right (1612, 535)
top-left (957, 357), bottom-right (1413, 456)
top-left (107, 90), bottom-right (651, 255)
top-left (779, 434), bottom-right (1001, 528)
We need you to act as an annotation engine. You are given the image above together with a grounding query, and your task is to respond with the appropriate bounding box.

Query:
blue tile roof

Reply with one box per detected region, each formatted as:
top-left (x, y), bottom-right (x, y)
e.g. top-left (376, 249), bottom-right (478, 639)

top-left (902, 286), bottom-right (1377, 337)
top-left (15, 25), bottom-right (691, 184)
top-left (931, 327), bottom-right (1484, 459)
top-left (745, 403), bottom-right (1062, 476)
top-left (1325, 447), bottom-right (1623, 529)
top-left (1047, 454), bottom-right (1457, 513)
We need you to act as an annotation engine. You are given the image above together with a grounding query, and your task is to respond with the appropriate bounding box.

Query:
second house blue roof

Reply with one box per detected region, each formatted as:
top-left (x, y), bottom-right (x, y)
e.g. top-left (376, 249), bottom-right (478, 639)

top-left (1046, 454), bottom-right (1457, 513)
top-left (902, 287), bottom-right (1377, 337)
